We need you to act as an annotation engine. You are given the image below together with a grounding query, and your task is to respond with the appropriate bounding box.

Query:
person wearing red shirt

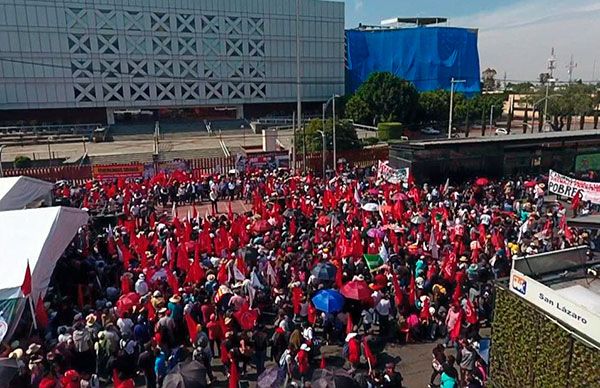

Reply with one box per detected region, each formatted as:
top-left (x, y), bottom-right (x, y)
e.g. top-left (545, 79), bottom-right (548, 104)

top-left (296, 343), bottom-right (311, 384)
top-left (206, 314), bottom-right (223, 357)
top-left (346, 333), bottom-right (361, 372)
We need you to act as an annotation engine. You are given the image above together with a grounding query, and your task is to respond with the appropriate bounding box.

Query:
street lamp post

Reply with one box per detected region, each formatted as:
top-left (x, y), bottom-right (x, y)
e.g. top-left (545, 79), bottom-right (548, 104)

top-left (0, 145), bottom-right (6, 177)
top-left (448, 77), bottom-right (466, 139)
top-left (323, 94), bottom-right (340, 170)
top-left (317, 130), bottom-right (325, 178)
top-left (332, 96), bottom-right (337, 170)
top-left (543, 81), bottom-right (550, 125)
top-left (532, 86), bottom-right (559, 132)
top-left (489, 105), bottom-right (494, 129)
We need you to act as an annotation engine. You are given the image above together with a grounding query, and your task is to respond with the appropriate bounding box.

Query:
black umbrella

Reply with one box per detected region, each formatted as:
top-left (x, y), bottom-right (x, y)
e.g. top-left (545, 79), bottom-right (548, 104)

top-left (0, 358), bottom-right (19, 388)
top-left (257, 365), bottom-right (285, 388)
top-left (162, 360), bottom-right (207, 388)
top-left (311, 262), bottom-right (337, 282)
top-left (283, 208), bottom-right (295, 218)
top-left (311, 368), bottom-right (361, 388)
top-left (240, 246), bottom-right (259, 262)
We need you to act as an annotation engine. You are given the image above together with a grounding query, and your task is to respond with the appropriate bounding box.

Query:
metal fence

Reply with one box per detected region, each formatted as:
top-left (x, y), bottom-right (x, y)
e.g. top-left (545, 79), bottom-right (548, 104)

top-left (1, 147), bottom-right (388, 182)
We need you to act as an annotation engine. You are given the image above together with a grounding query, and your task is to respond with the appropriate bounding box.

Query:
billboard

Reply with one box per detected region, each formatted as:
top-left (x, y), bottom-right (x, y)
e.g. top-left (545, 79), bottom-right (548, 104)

top-left (509, 269), bottom-right (600, 344)
top-left (92, 164), bottom-right (144, 180)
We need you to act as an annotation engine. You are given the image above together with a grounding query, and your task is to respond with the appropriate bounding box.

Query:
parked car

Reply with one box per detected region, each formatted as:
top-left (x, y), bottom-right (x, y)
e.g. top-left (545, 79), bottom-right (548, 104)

top-left (495, 127), bottom-right (509, 135)
top-left (421, 127), bottom-right (441, 135)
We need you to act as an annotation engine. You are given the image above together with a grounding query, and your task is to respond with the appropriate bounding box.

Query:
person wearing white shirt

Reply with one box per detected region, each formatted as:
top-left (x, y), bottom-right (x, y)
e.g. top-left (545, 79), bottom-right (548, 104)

top-left (135, 274), bottom-right (149, 296)
top-left (375, 294), bottom-right (391, 337)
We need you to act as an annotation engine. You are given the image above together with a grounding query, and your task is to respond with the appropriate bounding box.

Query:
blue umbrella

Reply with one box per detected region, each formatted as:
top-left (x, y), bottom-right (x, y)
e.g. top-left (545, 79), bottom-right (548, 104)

top-left (312, 289), bottom-right (345, 313)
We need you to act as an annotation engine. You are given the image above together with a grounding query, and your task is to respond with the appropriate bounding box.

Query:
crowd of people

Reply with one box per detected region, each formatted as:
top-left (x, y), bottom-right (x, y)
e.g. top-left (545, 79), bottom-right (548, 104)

top-left (2, 163), bottom-right (590, 388)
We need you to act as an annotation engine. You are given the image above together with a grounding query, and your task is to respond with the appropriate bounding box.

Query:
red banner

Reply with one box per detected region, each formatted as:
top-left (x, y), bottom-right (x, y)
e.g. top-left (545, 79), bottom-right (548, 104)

top-left (92, 164), bottom-right (144, 180)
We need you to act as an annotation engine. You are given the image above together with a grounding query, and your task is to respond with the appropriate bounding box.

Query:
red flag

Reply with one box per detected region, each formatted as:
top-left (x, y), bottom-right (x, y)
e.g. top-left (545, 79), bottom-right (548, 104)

top-left (120, 275), bottom-right (131, 294)
top-left (442, 252), bottom-right (457, 281)
top-left (185, 312), bottom-right (198, 344)
top-left (220, 341), bottom-right (230, 365)
top-left (346, 314), bottom-right (354, 334)
top-left (572, 191), bottom-right (582, 211)
top-left (21, 260), bottom-right (32, 297)
top-left (408, 274), bottom-right (416, 306)
top-left (560, 215), bottom-right (574, 241)
top-left (229, 357), bottom-right (240, 388)
top-left (449, 311), bottom-right (463, 341)
top-left (176, 244), bottom-right (190, 272)
top-left (217, 261), bottom-right (229, 284)
top-left (154, 245), bottom-right (164, 267)
top-left (292, 287), bottom-right (303, 315)
top-left (334, 259), bottom-right (343, 289)
top-left (392, 271), bottom-right (404, 307)
top-left (228, 201), bottom-right (233, 220)
top-left (35, 295), bottom-right (49, 328)
top-left (362, 337), bottom-right (377, 366)
top-left (167, 271), bottom-right (179, 293)
top-left (465, 299), bottom-right (479, 325)
top-left (320, 356), bottom-right (326, 369)
top-left (452, 283), bottom-right (463, 304)
top-left (146, 299), bottom-right (155, 322)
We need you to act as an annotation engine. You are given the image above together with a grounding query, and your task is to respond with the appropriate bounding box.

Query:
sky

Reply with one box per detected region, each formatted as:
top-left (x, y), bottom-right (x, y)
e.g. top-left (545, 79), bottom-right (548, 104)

top-left (337, 0), bottom-right (600, 82)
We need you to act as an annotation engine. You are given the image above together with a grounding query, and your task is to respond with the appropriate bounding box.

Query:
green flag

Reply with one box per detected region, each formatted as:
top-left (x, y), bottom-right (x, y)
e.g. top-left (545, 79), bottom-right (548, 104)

top-left (364, 254), bottom-right (384, 272)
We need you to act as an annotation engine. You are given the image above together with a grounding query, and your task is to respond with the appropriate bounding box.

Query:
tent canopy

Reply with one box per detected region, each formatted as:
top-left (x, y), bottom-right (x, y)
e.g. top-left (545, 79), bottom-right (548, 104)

top-left (0, 176), bottom-right (53, 211)
top-left (0, 207), bottom-right (88, 301)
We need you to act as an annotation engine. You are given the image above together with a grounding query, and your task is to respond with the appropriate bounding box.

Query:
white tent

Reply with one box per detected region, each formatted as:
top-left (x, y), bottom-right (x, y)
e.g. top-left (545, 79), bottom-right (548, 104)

top-left (0, 176), bottom-right (54, 211)
top-left (0, 207), bottom-right (89, 301)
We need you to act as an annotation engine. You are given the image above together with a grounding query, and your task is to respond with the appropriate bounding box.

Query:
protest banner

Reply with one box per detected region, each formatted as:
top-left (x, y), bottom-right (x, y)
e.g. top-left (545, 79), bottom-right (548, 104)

top-left (548, 169), bottom-right (600, 204)
top-left (92, 164), bottom-right (144, 180)
top-left (377, 161), bottom-right (409, 184)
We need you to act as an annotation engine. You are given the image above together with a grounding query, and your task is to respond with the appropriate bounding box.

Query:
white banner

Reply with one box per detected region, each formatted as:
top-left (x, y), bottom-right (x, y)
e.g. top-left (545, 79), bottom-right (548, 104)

top-left (377, 161), bottom-right (409, 185)
top-left (510, 269), bottom-right (600, 344)
top-left (548, 169), bottom-right (600, 204)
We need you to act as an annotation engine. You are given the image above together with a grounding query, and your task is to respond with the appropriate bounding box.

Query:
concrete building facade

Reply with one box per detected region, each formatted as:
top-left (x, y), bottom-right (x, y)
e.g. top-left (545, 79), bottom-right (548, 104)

top-left (0, 0), bottom-right (344, 122)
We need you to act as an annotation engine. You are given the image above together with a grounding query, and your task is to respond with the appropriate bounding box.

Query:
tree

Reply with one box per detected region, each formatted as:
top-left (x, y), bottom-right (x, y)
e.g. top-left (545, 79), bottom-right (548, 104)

top-left (539, 83), bottom-right (594, 131)
top-left (418, 90), bottom-right (450, 123)
top-left (507, 82), bottom-right (535, 94)
top-left (14, 156), bottom-right (32, 168)
top-left (482, 68), bottom-right (498, 91)
top-left (345, 94), bottom-right (373, 126)
top-left (345, 72), bottom-right (419, 125)
top-left (295, 119), bottom-right (361, 153)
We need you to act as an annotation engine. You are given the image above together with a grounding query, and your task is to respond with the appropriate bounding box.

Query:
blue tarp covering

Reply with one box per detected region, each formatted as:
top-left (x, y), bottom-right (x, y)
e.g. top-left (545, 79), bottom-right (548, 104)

top-left (345, 27), bottom-right (481, 94)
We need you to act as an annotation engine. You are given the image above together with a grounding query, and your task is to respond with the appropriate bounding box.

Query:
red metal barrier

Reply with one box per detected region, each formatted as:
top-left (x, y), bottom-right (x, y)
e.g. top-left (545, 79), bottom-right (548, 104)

top-left (1, 149), bottom-right (383, 183)
top-left (295, 146), bottom-right (389, 173)
top-left (2, 165), bottom-right (92, 184)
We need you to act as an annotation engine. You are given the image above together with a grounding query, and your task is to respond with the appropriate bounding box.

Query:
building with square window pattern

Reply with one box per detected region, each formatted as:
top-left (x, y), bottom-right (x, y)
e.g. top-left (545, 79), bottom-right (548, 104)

top-left (0, 0), bottom-right (344, 124)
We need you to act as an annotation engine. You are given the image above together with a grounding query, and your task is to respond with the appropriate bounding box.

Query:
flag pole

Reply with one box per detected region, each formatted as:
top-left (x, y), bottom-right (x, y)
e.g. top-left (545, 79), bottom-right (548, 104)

top-left (29, 296), bottom-right (38, 330)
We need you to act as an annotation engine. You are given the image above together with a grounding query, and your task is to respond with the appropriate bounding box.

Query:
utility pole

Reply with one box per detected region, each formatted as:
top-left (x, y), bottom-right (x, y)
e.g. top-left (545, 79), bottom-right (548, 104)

top-left (544, 49), bottom-right (557, 125)
top-left (448, 77), bottom-right (466, 139)
top-left (566, 54), bottom-right (577, 83)
top-left (295, 0), bottom-right (304, 172)
top-left (317, 130), bottom-right (325, 178)
top-left (332, 96), bottom-right (336, 172)
top-left (291, 111), bottom-right (296, 172)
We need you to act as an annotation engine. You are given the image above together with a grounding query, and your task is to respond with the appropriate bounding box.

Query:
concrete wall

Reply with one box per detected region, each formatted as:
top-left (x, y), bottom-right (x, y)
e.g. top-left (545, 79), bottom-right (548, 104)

top-left (0, 0), bottom-right (345, 110)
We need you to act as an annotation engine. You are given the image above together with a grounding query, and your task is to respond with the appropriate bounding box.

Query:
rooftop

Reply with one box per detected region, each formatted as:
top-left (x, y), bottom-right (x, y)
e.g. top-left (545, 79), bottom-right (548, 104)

top-left (394, 129), bottom-right (600, 148)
